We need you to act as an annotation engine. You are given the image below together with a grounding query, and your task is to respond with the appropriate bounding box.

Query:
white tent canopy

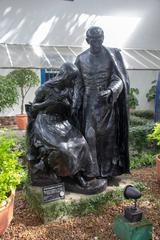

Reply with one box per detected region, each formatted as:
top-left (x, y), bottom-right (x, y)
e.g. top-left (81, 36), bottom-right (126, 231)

top-left (0, 43), bottom-right (160, 70)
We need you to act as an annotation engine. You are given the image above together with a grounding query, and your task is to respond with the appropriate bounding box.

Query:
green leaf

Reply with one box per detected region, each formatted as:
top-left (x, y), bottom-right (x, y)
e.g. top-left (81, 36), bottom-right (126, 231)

top-left (0, 130), bottom-right (27, 205)
top-left (6, 69), bottom-right (39, 114)
top-left (0, 75), bottom-right (18, 112)
top-left (129, 87), bottom-right (139, 109)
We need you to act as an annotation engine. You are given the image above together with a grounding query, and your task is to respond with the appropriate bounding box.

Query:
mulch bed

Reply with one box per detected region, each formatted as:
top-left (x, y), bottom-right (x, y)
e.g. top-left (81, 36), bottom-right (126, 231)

top-left (2, 167), bottom-right (160, 240)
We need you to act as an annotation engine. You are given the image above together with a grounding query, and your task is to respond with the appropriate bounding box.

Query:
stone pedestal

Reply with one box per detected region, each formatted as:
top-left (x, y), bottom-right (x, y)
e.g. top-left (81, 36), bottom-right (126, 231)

top-left (25, 184), bottom-right (67, 223)
top-left (25, 176), bottom-right (137, 223)
top-left (113, 216), bottom-right (152, 240)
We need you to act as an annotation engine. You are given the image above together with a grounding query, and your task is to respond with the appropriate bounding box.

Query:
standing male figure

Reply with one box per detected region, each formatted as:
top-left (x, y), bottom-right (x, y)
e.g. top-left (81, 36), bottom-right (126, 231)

top-left (73, 26), bottom-right (129, 178)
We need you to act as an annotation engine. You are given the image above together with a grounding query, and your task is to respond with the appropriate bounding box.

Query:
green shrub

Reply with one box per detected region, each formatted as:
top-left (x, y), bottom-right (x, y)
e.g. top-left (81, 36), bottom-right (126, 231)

top-left (14, 135), bottom-right (27, 167)
top-left (129, 115), bottom-right (152, 127)
top-left (130, 110), bottom-right (154, 120)
top-left (0, 130), bottom-right (27, 205)
top-left (148, 123), bottom-right (160, 146)
top-left (129, 88), bottom-right (139, 109)
top-left (129, 123), bottom-right (155, 152)
top-left (130, 152), bottom-right (156, 169)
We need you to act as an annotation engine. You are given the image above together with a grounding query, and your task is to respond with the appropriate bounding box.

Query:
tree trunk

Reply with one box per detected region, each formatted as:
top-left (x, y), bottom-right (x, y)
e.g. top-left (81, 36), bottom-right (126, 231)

top-left (21, 97), bottom-right (24, 114)
top-left (20, 87), bottom-right (25, 115)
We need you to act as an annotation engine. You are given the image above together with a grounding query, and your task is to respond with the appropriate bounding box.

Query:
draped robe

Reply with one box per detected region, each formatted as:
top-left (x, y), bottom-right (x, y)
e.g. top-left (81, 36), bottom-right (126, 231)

top-left (73, 47), bottom-right (130, 177)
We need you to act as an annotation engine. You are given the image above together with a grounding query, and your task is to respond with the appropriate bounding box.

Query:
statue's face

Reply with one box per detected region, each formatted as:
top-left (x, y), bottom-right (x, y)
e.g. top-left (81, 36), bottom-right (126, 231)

top-left (58, 66), bottom-right (74, 88)
top-left (58, 66), bottom-right (68, 80)
top-left (86, 35), bottom-right (104, 54)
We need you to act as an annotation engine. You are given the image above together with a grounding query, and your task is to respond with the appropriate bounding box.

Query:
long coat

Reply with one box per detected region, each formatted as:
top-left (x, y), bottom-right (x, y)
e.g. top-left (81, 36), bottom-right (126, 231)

top-left (73, 47), bottom-right (130, 177)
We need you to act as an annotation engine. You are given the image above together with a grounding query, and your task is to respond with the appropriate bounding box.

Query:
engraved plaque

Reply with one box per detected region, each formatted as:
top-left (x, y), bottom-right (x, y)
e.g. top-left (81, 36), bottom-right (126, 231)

top-left (42, 183), bottom-right (65, 203)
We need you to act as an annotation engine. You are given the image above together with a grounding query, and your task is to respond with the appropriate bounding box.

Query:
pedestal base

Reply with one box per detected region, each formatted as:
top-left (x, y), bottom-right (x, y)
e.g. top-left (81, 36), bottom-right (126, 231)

top-left (25, 183), bottom-right (117, 223)
top-left (25, 175), bottom-right (137, 223)
top-left (113, 216), bottom-right (152, 240)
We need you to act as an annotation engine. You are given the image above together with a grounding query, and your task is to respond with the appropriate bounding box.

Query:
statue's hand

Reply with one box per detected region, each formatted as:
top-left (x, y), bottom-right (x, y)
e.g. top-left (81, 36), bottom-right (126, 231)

top-left (32, 103), bottom-right (41, 111)
top-left (98, 89), bottom-right (112, 104)
top-left (32, 101), bottom-right (49, 111)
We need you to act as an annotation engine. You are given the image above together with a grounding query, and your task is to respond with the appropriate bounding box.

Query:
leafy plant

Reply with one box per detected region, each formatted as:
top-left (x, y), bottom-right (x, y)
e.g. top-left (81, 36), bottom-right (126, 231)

top-left (133, 181), bottom-right (147, 192)
top-left (130, 152), bottom-right (156, 169)
top-left (14, 136), bottom-right (27, 167)
top-left (129, 115), bottom-right (152, 127)
top-left (129, 123), bottom-right (155, 152)
top-left (0, 75), bottom-right (18, 112)
top-left (6, 69), bottom-right (39, 114)
top-left (146, 80), bottom-right (156, 102)
top-left (0, 130), bottom-right (27, 205)
top-left (130, 110), bottom-right (154, 120)
top-left (129, 88), bottom-right (139, 109)
top-left (148, 123), bottom-right (160, 146)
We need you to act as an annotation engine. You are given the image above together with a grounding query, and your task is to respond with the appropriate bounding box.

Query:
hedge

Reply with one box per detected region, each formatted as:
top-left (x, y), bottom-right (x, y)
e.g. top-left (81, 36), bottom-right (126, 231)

top-left (129, 115), bottom-right (152, 127)
top-left (129, 122), bottom-right (155, 152)
top-left (130, 110), bottom-right (154, 120)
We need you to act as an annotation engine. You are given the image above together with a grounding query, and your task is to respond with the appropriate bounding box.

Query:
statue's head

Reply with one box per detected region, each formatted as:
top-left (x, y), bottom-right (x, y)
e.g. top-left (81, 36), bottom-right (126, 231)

top-left (86, 26), bottom-right (104, 54)
top-left (58, 62), bottom-right (79, 87)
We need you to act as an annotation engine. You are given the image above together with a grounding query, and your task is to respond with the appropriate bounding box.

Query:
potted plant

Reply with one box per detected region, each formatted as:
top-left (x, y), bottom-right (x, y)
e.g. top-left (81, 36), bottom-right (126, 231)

top-left (148, 123), bottom-right (160, 181)
top-left (129, 87), bottom-right (139, 111)
top-left (6, 69), bottom-right (39, 129)
top-left (0, 130), bottom-right (26, 235)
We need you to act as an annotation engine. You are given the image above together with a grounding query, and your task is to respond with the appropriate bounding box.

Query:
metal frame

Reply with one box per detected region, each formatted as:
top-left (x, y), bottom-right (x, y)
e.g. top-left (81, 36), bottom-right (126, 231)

top-left (0, 43), bottom-right (160, 70)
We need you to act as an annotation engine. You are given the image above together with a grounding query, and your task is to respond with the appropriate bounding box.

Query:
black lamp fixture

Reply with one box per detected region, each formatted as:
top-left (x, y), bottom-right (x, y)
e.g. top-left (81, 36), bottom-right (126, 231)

top-left (123, 185), bottom-right (143, 222)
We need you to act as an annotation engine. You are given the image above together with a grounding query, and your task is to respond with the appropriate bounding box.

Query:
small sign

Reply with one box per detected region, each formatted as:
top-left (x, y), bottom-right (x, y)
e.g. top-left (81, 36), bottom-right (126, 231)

top-left (42, 183), bottom-right (65, 203)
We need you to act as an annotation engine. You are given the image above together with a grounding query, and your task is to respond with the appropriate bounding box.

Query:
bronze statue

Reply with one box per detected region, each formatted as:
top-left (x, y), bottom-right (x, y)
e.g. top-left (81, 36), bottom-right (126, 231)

top-left (26, 62), bottom-right (107, 194)
top-left (27, 26), bottom-right (129, 195)
top-left (72, 26), bottom-right (130, 178)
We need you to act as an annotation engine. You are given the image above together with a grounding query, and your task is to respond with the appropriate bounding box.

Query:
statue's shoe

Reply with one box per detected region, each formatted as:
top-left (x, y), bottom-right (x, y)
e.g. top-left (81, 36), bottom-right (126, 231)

top-left (64, 178), bottom-right (107, 195)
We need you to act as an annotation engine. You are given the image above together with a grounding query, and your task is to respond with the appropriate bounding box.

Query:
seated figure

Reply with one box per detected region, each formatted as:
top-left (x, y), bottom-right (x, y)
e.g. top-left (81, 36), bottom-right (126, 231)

top-left (26, 62), bottom-right (107, 194)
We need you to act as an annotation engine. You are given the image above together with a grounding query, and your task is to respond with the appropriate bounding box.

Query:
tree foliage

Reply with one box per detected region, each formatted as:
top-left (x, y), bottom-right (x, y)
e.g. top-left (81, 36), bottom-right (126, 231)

top-left (0, 75), bottom-right (18, 112)
top-left (7, 69), bottom-right (39, 114)
top-left (129, 87), bottom-right (139, 109)
top-left (146, 80), bottom-right (156, 102)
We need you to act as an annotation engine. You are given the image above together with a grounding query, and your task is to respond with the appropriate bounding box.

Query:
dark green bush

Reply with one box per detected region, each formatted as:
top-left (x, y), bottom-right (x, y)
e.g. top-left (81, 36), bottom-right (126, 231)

top-left (129, 115), bottom-right (152, 127)
top-left (129, 123), bottom-right (155, 152)
top-left (130, 110), bottom-right (154, 120)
